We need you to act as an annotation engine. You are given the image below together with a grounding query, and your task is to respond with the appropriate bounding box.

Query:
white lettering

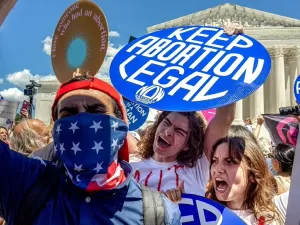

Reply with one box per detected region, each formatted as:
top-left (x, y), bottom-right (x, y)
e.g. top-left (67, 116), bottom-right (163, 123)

top-left (297, 81), bottom-right (300, 94)
top-left (214, 53), bottom-right (244, 76)
top-left (135, 105), bottom-right (147, 116)
top-left (192, 76), bottom-right (228, 101)
top-left (205, 30), bottom-right (229, 49)
top-left (153, 66), bottom-right (184, 88)
top-left (127, 112), bottom-right (138, 124)
top-left (196, 200), bottom-right (223, 225)
top-left (171, 44), bottom-right (201, 66)
top-left (232, 57), bottom-right (264, 84)
top-left (189, 47), bottom-right (217, 69)
top-left (186, 27), bottom-right (218, 45)
top-left (167, 27), bottom-right (197, 41)
top-left (202, 51), bottom-right (226, 72)
top-left (169, 72), bottom-right (210, 101)
top-left (157, 42), bottom-right (186, 61)
top-left (142, 39), bottom-right (172, 58)
top-left (180, 198), bottom-right (194, 223)
top-left (127, 60), bottom-right (166, 86)
top-left (120, 55), bottom-right (136, 79)
top-left (127, 36), bottom-right (159, 55)
top-left (226, 35), bottom-right (253, 51)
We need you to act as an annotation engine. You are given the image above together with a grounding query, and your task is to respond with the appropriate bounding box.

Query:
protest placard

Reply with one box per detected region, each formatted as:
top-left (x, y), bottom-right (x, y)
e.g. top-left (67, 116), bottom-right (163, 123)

top-left (110, 26), bottom-right (271, 111)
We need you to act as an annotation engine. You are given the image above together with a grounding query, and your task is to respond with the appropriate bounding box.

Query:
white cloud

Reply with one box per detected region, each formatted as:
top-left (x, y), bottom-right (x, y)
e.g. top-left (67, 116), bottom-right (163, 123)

top-left (108, 31), bottom-right (120, 37)
top-left (6, 69), bottom-right (57, 88)
top-left (42, 36), bottom-right (52, 56)
top-left (41, 34), bottom-right (123, 77)
top-left (0, 88), bottom-right (25, 101)
top-left (0, 78), bottom-right (3, 84)
top-left (96, 42), bottom-right (124, 77)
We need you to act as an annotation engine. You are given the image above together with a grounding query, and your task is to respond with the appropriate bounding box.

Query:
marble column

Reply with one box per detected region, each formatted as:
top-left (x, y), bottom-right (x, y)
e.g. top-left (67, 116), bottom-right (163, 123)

top-left (264, 61), bottom-right (274, 113)
top-left (250, 85), bottom-right (264, 118)
top-left (290, 46), bottom-right (300, 105)
top-left (289, 51), bottom-right (298, 105)
top-left (234, 100), bottom-right (244, 124)
top-left (285, 55), bottom-right (291, 107)
top-left (270, 46), bottom-right (286, 112)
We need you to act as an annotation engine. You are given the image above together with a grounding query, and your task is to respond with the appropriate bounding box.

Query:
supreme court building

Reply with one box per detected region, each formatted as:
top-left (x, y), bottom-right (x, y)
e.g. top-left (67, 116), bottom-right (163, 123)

top-left (35, 3), bottom-right (300, 128)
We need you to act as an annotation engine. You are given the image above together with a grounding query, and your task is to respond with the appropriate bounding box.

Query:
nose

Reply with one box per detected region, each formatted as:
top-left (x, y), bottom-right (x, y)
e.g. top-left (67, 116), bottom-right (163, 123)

top-left (212, 163), bottom-right (225, 174)
top-left (165, 126), bottom-right (174, 137)
top-left (77, 104), bottom-right (87, 114)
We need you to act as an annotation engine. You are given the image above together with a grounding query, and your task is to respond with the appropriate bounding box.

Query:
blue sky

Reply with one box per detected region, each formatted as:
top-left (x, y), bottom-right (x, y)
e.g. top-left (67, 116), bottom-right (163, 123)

top-left (0, 0), bottom-right (300, 101)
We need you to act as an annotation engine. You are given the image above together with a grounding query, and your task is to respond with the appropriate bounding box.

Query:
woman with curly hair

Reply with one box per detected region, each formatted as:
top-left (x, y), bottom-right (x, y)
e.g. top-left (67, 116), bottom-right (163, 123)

top-left (130, 104), bottom-right (235, 199)
top-left (206, 125), bottom-right (288, 224)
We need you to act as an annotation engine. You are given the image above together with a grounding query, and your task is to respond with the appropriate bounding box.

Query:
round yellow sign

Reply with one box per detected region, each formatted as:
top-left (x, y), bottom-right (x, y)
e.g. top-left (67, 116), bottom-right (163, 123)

top-left (51, 0), bottom-right (109, 83)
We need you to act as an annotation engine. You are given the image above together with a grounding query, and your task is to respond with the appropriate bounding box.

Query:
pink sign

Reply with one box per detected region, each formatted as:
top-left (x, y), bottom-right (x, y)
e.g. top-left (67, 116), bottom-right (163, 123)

top-left (201, 109), bottom-right (216, 123)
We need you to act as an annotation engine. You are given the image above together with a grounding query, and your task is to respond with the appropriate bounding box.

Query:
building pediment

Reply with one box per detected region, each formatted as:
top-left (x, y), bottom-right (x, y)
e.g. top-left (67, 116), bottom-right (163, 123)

top-left (148, 3), bottom-right (300, 32)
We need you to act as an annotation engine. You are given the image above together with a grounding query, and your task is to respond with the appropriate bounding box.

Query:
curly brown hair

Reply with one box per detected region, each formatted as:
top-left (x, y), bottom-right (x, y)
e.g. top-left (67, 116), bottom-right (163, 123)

top-left (137, 111), bottom-right (207, 168)
top-left (205, 125), bottom-right (281, 224)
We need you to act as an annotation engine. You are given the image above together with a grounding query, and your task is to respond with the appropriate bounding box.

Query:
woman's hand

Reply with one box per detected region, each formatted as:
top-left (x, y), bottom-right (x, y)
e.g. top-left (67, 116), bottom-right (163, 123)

top-left (162, 181), bottom-right (185, 203)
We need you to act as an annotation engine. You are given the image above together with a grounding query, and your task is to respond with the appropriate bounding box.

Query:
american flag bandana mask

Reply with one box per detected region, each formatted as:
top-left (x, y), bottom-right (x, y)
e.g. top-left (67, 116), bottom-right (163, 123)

top-left (52, 112), bottom-right (128, 191)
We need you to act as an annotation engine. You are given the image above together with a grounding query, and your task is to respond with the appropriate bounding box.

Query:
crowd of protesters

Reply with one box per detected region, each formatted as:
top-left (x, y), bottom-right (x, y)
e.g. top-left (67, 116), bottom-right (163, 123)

top-left (0, 81), bottom-right (294, 225)
top-left (0, 26), bottom-right (296, 225)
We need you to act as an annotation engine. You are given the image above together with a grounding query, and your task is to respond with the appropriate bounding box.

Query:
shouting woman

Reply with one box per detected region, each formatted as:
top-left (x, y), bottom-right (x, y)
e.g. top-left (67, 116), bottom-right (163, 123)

top-left (206, 125), bottom-right (288, 225)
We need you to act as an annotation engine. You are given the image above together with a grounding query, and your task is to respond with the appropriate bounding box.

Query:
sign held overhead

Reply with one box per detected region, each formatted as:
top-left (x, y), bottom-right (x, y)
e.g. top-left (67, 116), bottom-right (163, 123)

top-left (110, 26), bottom-right (271, 111)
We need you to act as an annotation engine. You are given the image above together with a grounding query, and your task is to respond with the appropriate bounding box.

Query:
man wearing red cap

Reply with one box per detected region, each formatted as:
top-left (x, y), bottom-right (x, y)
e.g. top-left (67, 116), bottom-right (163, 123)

top-left (0, 75), bottom-right (180, 225)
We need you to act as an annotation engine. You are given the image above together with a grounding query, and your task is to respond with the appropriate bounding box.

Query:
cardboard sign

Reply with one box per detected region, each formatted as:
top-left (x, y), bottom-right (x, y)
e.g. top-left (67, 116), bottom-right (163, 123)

top-left (294, 75), bottom-right (300, 104)
top-left (0, 118), bottom-right (14, 129)
top-left (52, 0), bottom-right (109, 83)
top-left (110, 26), bottom-right (271, 111)
top-left (0, 100), bottom-right (20, 120)
top-left (124, 98), bottom-right (149, 131)
top-left (179, 194), bottom-right (246, 224)
top-left (201, 108), bottom-right (216, 123)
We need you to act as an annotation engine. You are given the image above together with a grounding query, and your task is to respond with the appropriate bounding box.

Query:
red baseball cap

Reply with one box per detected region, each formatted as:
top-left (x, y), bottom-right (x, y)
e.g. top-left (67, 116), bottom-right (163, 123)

top-left (51, 77), bottom-right (129, 162)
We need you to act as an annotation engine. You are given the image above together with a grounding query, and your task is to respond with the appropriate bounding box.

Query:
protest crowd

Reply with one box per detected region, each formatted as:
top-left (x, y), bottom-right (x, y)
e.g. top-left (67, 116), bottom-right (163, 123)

top-left (0, 76), bottom-right (294, 225)
top-left (0, 1), bottom-right (299, 225)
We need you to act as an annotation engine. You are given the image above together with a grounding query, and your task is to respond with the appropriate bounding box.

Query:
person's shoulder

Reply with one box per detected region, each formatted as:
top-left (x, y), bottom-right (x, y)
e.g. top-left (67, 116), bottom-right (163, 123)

top-left (273, 191), bottom-right (289, 218)
top-left (130, 158), bottom-right (151, 169)
top-left (33, 142), bottom-right (57, 162)
top-left (274, 191), bottom-right (289, 206)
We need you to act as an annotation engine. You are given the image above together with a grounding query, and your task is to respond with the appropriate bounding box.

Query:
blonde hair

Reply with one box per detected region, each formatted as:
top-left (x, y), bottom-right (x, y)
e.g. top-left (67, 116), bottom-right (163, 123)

top-left (206, 125), bottom-right (280, 224)
top-left (10, 120), bottom-right (48, 156)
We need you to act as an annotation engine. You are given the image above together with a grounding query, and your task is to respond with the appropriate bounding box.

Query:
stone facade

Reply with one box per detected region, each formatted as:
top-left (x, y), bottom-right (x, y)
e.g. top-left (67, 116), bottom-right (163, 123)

top-left (148, 3), bottom-right (300, 124)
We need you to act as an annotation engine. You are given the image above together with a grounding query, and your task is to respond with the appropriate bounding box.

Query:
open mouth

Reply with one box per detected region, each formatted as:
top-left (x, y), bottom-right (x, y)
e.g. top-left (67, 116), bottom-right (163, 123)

top-left (157, 136), bottom-right (171, 148)
top-left (215, 177), bottom-right (228, 192)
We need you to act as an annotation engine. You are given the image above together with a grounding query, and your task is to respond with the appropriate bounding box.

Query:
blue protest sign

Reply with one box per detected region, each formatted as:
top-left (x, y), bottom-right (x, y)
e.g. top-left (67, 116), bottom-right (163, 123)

top-left (110, 26), bottom-right (271, 111)
top-left (179, 194), bottom-right (246, 225)
top-left (294, 75), bottom-right (300, 104)
top-left (124, 98), bottom-right (149, 131)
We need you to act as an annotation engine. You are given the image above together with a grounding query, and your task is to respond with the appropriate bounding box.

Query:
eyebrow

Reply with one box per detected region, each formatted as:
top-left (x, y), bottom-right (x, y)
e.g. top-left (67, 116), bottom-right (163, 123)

top-left (165, 118), bottom-right (189, 135)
